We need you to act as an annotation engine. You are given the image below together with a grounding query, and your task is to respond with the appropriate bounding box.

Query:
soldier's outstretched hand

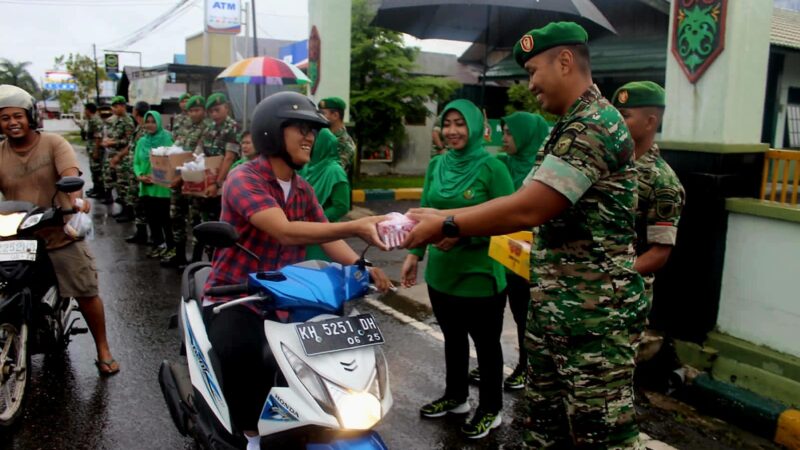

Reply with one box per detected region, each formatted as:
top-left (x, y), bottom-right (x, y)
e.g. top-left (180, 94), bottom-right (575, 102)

top-left (402, 212), bottom-right (445, 249)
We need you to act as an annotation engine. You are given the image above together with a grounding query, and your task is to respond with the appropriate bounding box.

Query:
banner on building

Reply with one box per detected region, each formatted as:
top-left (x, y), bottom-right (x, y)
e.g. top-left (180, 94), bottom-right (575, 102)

top-left (43, 71), bottom-right (77, 91)
top-left (129, 73), bottom-right (168, 105)
top-left (206, 0), bottom-right (242, 34)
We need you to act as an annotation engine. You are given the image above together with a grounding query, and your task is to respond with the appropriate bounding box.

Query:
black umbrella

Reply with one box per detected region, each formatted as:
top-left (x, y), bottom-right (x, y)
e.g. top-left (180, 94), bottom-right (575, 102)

top-left (372, 0), bottom-right (617, 103)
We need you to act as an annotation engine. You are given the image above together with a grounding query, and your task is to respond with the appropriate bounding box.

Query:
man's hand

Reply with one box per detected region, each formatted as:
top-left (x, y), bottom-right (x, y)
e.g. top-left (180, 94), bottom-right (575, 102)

top-left (74, 197), bottom-right (91, 213)
top-left (139, 175), bottom-right (153, 185)
top-left (367, 267), bottom-right (393, 293)
top-left (109, 155), bottom-right (120, 168)
top-left (402, 212), bottom-right (445, 249)
top-left (407, 207), bottom-right (446, 217)
top-left (350, 215), bottom-right (389, 251)
top-left (206, 183), bottom-right (219, 197)
top-left (400, 254), bottom-right (419, 288)
top-left (433, 237), bottom-right (459, 252)
top-left (170, 178), bottom-right (183, 189)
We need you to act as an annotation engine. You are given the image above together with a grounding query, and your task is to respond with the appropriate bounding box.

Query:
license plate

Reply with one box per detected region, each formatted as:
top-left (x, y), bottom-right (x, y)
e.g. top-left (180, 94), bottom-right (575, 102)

top-left (0, 240), bottom-right (37, 262)
top-left (295, 314), bottom-right (385, 356)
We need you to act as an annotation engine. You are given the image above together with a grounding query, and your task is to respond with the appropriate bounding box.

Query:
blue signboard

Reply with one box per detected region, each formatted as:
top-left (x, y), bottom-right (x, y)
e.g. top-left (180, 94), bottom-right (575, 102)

top-left (44, 83), bottom-right (78, 91)
top-left (279, 40), bottom-right (308, 65)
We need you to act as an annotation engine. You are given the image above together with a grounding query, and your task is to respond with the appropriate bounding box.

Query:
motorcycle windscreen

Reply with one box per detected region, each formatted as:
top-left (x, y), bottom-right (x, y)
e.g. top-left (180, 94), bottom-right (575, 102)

top-left (250, 264), bottom-right (362, 314)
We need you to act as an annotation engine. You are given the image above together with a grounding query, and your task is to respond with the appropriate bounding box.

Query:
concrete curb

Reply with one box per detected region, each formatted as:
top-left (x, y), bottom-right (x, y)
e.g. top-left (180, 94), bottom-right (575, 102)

top-left (352, 188), bottom-right (422, 203)
top-left (688, 373), bottom-right (800, 448)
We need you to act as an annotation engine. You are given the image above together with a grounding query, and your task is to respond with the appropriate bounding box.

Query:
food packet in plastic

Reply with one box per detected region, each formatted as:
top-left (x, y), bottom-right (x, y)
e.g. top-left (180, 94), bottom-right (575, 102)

top-left (376, 212), bottom-right (418, 250)
top-left (63, 199), bottom-right (94, 240)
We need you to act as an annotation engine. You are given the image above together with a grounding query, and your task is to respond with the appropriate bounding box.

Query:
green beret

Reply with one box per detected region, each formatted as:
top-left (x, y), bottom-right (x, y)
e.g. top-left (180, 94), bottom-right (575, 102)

top-left (205, 92), bottom-right (228, 109)
top-left (513, 22), bottom-right (589, 67)
top-left (178, 93), bottom-right (192, 102)
top-left (319, 97), bottom-right (346, 111)
top-left (110, 95), bottom-right (127, 106)
top-left (612, 81), bottom-right (665, 108)
top-left (186, 95), bottom-right (206, 110)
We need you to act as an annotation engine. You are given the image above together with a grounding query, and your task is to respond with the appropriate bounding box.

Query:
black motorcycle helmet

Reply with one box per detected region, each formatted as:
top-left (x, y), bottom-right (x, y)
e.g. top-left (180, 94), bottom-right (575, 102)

top-left (250, 91), bottom-right (329, 169)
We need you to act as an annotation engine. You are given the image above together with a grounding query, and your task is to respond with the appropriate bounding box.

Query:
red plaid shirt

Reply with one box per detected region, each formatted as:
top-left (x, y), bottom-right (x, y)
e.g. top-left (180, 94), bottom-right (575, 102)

top-left (204, 157), bottom-right (327, 303)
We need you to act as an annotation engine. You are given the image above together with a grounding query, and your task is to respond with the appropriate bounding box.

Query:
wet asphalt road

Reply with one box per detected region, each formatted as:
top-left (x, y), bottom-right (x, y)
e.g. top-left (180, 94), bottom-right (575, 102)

top-left (0, 146), bottom-right (782, 450)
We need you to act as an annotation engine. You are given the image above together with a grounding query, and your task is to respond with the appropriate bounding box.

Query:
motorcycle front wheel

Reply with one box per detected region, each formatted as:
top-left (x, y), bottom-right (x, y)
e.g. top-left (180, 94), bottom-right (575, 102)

top-left (0, 321), bottom-right (30, 427)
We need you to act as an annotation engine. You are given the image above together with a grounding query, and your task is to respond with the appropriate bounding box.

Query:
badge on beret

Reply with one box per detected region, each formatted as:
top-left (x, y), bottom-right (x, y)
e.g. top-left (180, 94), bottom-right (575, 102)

top-left (520, 35), bottom-right (534, 53)
top-left (319, 100), bottom-right (327, 108)
top-left (617, 90), bottom-right (629, 104)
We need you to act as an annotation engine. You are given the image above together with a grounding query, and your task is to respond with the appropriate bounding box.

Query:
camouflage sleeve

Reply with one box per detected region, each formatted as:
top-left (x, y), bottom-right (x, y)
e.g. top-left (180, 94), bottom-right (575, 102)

top-left (224, 122), bottom-right (241, 155)
top-left (532, 123), bottom-right (607, 204)
top-left (647, 170), bottom-right (685, 246)
top-left (338, 137), bottom-right (356, 170)
top-left (117, 119), bottom-right (134, 150)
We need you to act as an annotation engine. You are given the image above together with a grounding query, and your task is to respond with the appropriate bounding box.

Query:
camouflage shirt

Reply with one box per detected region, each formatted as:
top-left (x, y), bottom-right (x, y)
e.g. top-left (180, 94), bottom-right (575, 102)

top-left (526, 84), bottom-right (646, 336)
top-left (196, 116), bottom-right (240, 157)
top-left (175, 118), bottom-right (210, 152)
top-left (334, 127), bottom-right (356, 172)
top-left (85, 116), bottom-right (104, 151)
top-left (129, 125), bottom-right (148, 154)
top-left (105, 114), bottom-right (135, 154)
top-left (171, 112), bottom-right (190, 134)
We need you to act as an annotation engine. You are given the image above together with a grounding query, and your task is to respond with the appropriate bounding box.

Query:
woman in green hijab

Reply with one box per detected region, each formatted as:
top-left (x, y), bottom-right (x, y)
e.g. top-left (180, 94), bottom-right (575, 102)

top-left (300, 128), bottom-right (351, 261)
top-left (471, 112), bottom-right (549, 392)
top-left (401, 99), bottom-right (514, 439)
top-left (134, 111), bottom-right (174, 258)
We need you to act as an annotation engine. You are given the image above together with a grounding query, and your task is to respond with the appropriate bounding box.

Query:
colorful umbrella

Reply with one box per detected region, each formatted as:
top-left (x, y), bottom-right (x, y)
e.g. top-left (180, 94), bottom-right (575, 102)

top-left (216, 56), bottom-right (310, 85)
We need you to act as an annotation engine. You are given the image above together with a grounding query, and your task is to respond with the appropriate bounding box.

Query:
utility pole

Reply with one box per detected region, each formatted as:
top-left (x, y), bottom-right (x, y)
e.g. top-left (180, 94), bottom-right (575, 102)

top-left (252, 0), bottom-right (261, 102)
top-left (93, 44), bottom-right (100, 104)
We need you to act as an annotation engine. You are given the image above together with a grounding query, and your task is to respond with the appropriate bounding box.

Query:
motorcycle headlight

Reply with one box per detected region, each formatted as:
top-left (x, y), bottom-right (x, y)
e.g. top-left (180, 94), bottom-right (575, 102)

top-left (281, 344), bottom-right (336, 415)
top-left (324, 380), bottom-right (381, 430)
top-left (20, 213), bottom-right (43, 230)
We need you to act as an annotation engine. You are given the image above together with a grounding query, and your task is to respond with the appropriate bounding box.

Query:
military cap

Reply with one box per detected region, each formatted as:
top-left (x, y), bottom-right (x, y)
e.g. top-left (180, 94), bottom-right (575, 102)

top-left (205, 92), bottom-right (228, 109)
top-left (612, 81), bottom-right (665, 108)
top-left (186, 95), bottom-right (206, 110)
top-left (110, 95), bottom-right (127, 106)
top-left (319, 97), bottom-right (346, 111)
top-left (178, 92), bottom-right (192, 102)
top-left (513, 21), bottom-right (589, 67)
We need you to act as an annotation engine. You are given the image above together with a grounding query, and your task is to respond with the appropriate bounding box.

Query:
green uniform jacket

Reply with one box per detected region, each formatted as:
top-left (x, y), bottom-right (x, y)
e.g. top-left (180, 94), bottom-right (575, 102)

top-left (410, 156), bottom-right (514, 297)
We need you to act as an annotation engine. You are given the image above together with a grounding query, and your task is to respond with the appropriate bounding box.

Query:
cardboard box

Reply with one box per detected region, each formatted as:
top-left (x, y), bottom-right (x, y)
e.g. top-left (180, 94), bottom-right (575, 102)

top-left (150, 152), bottom-right (194, 187)
top-left (181, 156), bottom-right (223, 197)
top-left (488, 231), bottom-right (534, 280)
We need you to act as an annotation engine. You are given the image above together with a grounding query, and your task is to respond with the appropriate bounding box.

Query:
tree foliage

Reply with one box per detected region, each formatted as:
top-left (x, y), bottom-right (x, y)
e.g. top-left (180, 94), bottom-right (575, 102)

top-left (350, 0), bottom-right (460, 153)
top-left (504, 83), bottom-right (558, 123)
top-left (58, 91), bottom-right (77, 116)
top-left (0, 59), bottom-right (39, 94)
top-left (54, 53), bottom-right (106, 104)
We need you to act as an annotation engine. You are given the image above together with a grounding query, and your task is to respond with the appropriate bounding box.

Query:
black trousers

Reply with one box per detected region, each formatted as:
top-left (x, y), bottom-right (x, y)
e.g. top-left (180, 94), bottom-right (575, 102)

top-left (206, 305), bottom-right (276, 432)
top-left (144, 196), bottom-right (173, 247)
top-left (428, 285), bottom-right (505, 413)
top-left (506, 272), bottom-right (531, 369)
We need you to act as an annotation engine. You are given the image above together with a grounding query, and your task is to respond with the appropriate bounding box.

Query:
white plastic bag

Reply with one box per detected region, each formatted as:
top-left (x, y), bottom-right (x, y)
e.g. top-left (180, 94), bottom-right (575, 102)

top-left (64, 199), bottom-right (94, 240)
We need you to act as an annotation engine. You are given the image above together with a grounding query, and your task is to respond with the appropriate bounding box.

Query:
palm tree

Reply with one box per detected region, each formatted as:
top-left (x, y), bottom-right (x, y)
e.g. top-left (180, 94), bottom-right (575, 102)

top-left (0, 59), bottom-right (39, 95)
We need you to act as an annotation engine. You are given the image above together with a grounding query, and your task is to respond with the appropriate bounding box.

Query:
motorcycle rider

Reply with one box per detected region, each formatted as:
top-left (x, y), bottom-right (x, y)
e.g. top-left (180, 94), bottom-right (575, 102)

top-left (0, 85), bottom-right (118, 375)
top-left (203, 92), bottom-right (391, 450)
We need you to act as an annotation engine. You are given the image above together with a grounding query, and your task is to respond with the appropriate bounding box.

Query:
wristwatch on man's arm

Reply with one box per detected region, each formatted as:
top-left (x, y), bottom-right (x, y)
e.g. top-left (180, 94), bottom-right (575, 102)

top-left (442, 215), bottom-right (460, 238)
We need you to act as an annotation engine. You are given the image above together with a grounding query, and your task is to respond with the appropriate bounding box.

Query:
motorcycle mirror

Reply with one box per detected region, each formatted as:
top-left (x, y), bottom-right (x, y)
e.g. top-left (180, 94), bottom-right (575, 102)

top-left (55, 177), bottom-right (85, 193)
top-left (193, 221), bottom-right (239, 248)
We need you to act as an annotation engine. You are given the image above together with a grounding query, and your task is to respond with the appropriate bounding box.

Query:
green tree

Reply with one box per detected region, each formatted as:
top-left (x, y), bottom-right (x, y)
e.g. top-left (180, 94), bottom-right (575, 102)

top-left (504, 83), bottom-right (558, 123)
top-left (58, 91), bottom-right (77, 116)
top-left (54, 53), bottom-right (106, 103)
top-left (350, 0), bottom-right (460, 157)
top-left (0, 59), bottom-right (39, 94)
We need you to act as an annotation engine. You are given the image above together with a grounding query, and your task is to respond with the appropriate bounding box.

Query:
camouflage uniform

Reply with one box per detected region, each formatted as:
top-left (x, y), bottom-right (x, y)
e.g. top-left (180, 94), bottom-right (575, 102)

top-left (334, 127), bottom-right (356, 175)
top-left (171, 111), bottom-right (190, 133)
top-left (171, 118), bottom-right (210, 247)
top-left (634, 144), bottom-right (685, 303)
top-left (103, 114), bottom-right (135, 199)
top-left (521, 85), bottom-right (646, 450)
top-left (192, 116), bottom-right (240, 221)
top-left (121, 125), bottom-right (149, 222)
top-left (85, 115), bottom-right (105, 192)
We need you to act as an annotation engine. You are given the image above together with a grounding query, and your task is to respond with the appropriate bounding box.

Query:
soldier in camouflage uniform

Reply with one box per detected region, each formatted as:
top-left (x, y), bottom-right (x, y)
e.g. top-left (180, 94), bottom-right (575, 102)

top-left (403, 22), bottom-right (646, 449)
top-left (319, 97), bottom-right (356, 178)
top-left (102, 96), bottom-right (134, 207)
top-left (613, 81), bottom-right (685, 306)
top-left (115, 101), bottom-right (150, 224)
top-left (171, 92), bottom-right (192, 133)
top-left (161, 95), bottom-right (209, 267)
top-left (83, 103), bottom-right (105, 198)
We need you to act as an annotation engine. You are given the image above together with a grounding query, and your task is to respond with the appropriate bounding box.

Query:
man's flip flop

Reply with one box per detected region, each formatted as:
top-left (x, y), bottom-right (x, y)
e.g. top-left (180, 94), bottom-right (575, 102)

top-left (95, 359), bottom-right (120, 376)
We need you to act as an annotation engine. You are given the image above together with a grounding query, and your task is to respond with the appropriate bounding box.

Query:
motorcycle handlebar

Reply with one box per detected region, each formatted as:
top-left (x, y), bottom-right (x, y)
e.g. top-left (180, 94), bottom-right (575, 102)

top-left (205, 284), bottom-right (249, 297)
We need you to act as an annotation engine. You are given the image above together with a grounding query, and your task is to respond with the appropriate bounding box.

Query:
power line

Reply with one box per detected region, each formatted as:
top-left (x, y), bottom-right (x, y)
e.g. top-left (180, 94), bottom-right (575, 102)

top-left (0, 0), bottom-right (175, 5)
top-left (103, 0), bottom-right (195, 49)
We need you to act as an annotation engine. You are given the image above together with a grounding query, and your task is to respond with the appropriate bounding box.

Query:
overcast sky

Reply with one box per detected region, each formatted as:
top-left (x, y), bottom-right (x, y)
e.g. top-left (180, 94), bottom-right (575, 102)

top-left (0, 0), bottom-right (470, 84)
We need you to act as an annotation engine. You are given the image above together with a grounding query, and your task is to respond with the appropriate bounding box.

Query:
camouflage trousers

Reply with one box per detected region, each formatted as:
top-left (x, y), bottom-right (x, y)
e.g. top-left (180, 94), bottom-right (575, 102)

top-left (170, 187), bottom-right (196, 246)
top-left (102, 150), bottom-right (118, 197)
top-left (522, 329), bottom-right (644, 450)
top-left (118, 153), bottom-right (146, 225)
top-left (88, 146), bottom-right (105, 192)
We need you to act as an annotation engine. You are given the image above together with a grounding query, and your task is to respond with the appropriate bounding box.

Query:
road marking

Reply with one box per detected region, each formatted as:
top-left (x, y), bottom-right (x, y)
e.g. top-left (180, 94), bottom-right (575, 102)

top-left (366, 297), bottom-right (680, 450)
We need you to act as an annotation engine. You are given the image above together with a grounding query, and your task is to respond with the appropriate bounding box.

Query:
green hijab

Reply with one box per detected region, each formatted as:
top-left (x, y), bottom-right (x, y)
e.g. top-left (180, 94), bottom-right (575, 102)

top-left (500, 112), bottom-right (549, 189)
top-left (136, 111), bottom-right (173, 166)
top-left (299, 128), bottom-right (348, 205)
top-left (434, 99), bottom-right (492, 198)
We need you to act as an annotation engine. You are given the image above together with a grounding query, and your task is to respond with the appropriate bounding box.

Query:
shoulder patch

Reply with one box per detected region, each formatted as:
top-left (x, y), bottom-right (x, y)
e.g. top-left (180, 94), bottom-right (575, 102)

top-left (564, 122), bottom-right (587, 134)
top-left (553, 134), bottom-right (574, 156)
